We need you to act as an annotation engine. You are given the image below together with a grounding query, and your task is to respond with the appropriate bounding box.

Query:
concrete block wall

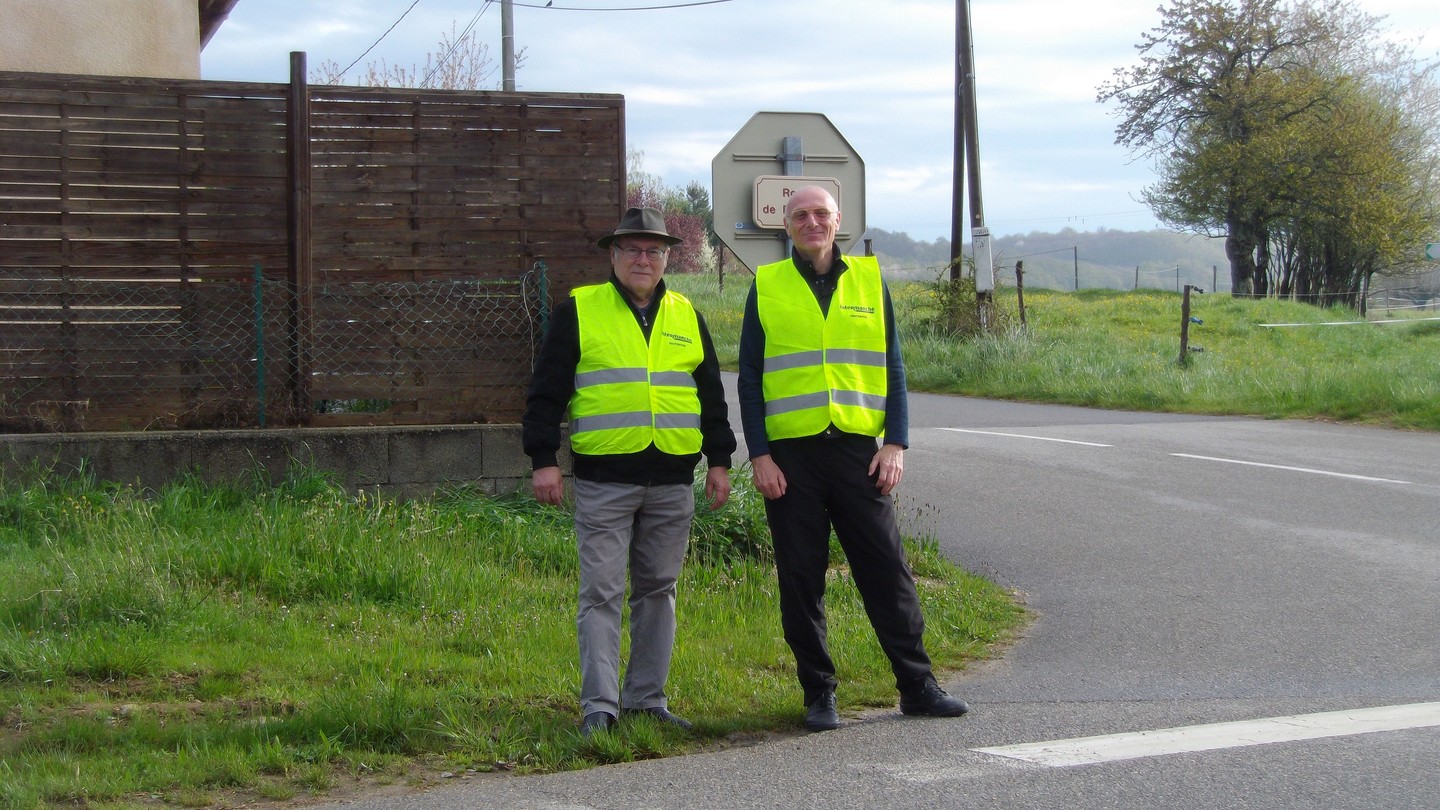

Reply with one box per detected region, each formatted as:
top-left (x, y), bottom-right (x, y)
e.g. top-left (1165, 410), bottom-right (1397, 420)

top-left (1, 425), bottom-right (564, 500)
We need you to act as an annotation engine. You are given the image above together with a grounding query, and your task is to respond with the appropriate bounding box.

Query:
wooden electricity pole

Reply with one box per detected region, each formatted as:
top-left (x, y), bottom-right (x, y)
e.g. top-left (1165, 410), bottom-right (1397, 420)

top-left (951, 0), bottom-right (991, 325)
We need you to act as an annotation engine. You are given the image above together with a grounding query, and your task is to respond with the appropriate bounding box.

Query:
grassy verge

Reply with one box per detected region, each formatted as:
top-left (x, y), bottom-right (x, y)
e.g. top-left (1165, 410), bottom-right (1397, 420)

top-left (14, 269), bottom-right (1425, 807)
top-left (673, 274), bottom-right (1440, 431)
top-left (0, 466), bottom-right (1023, 809)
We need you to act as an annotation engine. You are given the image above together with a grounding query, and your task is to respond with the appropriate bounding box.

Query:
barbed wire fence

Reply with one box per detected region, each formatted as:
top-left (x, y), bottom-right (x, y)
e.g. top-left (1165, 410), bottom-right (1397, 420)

top-left (882, 258), bottom-right (1437, 314)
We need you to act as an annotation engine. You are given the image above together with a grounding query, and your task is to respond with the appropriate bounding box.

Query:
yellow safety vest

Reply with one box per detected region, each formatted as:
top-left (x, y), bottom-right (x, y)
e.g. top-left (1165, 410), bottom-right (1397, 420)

top-left (569, 283), bottom-right (704, 456)
top-left (755, 255), bottom-right (887, 440)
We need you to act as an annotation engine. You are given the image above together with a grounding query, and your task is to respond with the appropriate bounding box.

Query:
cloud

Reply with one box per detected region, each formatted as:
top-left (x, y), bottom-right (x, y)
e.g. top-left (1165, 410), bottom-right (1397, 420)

top-left (201, 0), bottom-right (1439, 240)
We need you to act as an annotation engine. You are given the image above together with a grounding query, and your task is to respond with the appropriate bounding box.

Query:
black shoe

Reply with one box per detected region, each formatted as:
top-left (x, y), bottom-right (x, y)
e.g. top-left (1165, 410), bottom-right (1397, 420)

top-left (804, 690), bottom-right (841, 732)
top-left (621, 706), bottom-right (694, 731)
top-left (580, 711), bottom-right (616, 737)
top-left (899, 681), bottom-right (969, 717)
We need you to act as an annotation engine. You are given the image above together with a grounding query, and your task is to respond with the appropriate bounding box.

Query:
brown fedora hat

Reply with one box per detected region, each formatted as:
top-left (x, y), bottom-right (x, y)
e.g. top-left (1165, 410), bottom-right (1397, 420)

top-left (597, 206), bottom-right (683, 248)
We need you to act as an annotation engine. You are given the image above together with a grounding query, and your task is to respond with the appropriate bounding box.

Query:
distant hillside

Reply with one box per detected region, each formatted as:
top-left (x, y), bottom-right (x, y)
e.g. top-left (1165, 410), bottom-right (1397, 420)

top-left (867, 226), bottom-right (1232, 293)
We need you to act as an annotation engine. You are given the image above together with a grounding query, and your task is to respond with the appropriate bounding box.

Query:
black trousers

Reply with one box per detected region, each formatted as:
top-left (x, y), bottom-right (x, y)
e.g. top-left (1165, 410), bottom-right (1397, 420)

top-left (765, 430), bottom-right (934, 703)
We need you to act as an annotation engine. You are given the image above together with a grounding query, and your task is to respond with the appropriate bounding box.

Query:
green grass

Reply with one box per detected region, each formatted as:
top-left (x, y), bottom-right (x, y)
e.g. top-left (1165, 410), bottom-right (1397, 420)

top-left (0, 466), bottom-right (1023, 809)
top-left (670, 274), bottom-right (1440, 431)
top-left (10, 272), bottom-right (1429, 807)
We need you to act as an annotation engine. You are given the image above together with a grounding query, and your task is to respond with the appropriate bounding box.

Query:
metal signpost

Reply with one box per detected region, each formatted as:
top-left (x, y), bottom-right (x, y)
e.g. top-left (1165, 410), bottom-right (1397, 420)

top-left (711, 111), bottom-right (865, 273)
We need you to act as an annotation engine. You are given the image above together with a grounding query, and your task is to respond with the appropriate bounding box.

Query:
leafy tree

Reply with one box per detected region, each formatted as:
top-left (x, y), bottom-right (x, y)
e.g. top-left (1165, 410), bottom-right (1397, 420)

top-left (1099, 0), bottom-right (1440, 306)
top-left (625, 150), bottom-right (715, 275)
top-left (1269, 80), bottom-right (1420, 304)
top-left (680, 181), bottom-right (717, 251)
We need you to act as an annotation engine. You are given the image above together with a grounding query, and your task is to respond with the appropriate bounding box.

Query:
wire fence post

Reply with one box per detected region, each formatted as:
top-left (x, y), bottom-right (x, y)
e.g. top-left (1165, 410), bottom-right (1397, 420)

top-left (1015, 260), bottom-right (1027, 327)
top-left (1179, 284), bottom-right (1204, 365)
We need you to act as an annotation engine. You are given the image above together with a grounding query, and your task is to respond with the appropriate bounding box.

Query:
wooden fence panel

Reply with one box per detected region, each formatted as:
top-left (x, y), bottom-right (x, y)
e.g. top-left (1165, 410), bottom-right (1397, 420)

top-left (0, 69), bottom-right (624, 432)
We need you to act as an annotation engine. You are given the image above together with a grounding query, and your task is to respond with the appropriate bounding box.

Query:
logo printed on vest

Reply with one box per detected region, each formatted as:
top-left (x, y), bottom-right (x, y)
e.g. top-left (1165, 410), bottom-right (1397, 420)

top-left (663, 331), bottom-right (695, 345)
top-left (839, 304), bottom-right (875, 316)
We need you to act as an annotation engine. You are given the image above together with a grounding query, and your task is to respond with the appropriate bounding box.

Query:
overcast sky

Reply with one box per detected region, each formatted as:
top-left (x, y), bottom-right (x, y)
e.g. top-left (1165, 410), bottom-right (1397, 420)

top-left (201, 0), bottom-right (1438, 241)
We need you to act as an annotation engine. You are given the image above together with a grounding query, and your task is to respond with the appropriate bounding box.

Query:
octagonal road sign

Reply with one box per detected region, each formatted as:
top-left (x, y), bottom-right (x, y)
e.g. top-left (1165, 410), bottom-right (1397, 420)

top-left (711, 111), bottom-right (864, 273)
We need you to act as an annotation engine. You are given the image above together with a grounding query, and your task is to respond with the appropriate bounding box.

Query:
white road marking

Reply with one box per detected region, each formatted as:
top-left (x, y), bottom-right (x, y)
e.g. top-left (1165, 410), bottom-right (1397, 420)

top-left (1172, 453), bottom-right (1411, 484)
top-left (972, 702), bottom-right (1440, 767)
top-left (937, 428), bottom-right (1112, 447)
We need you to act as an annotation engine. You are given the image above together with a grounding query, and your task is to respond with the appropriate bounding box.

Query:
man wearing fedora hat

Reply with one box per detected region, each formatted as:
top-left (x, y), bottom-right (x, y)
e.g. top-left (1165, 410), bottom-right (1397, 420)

top-left (523, 206), bottom-right (735, 737)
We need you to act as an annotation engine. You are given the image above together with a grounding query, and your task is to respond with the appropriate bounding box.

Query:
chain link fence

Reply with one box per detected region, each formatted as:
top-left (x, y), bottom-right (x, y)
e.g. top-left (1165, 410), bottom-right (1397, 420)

top-left (0, 265), bottom-right (551, 432)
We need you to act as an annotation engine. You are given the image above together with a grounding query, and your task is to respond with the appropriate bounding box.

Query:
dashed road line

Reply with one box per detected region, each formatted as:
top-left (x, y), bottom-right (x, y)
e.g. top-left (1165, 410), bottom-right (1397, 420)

top-left (1172, 453), bottom-right (1411, 484)
top-left (937, 428), bottom-right (1112, 447)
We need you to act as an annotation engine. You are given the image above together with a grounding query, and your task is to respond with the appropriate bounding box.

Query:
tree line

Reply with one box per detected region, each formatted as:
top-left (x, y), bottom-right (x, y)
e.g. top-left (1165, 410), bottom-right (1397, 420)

top-left (1098, 0), bottom-right (1440, 306)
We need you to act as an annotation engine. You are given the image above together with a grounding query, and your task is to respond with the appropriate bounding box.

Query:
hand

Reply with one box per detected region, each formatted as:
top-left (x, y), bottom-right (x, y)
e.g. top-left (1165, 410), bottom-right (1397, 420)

top-left (531, 466), bottom-right (565, 505)
top-left (751, 454), bottom-right (787, 500)
top-left (703, 466), bottom-right (731, 509)
top-left (868, 443), bottom-right (904, 496)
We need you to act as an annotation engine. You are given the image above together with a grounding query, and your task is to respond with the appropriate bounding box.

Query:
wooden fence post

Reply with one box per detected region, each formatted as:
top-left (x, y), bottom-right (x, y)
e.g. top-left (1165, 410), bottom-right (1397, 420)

top-left (287, 51), bottom-right (314, 423)
top-left (1015, 260), bottom-right (1026, 327)
top-left (1179, 284), bottom-right (1204, 365)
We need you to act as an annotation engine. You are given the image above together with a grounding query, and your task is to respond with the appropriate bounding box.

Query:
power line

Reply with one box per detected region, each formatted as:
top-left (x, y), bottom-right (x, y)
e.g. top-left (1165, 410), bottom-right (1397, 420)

top-left (991, 209), bottom-right (1153, 227)
top-left (509, 0), bottom-right (736, 9)
top-left (1010, 246), bottom-right (1078, 261)
top-left (389, 0), bottom-right (734, 89)
top-left (337, 0), bottom-right (424, 79)
top-left (421, 0), bottom-right (496, 88)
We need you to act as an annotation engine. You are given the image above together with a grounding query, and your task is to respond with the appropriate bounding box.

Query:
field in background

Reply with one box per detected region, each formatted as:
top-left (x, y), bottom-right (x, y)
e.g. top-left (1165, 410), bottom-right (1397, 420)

top-left (672, 275), bottom-right (1440, 432)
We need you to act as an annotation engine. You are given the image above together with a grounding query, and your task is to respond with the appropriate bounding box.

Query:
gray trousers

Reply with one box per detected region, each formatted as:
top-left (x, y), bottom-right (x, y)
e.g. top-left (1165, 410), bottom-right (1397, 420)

top-left (573, 478), bottom-right (695, 718)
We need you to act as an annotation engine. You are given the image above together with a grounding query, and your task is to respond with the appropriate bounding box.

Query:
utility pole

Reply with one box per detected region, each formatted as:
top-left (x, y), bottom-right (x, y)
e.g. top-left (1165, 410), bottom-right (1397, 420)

top-left (501, 0), bottom-right (515, 91)
top-left (949, 0), bottom-right (966, 283)
top-left (951, 0), bottom-right (991, 323)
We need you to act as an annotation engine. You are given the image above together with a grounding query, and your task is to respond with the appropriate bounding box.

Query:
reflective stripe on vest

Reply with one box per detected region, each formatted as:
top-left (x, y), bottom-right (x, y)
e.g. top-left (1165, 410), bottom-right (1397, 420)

top-left (755, 255), bottom-right (887, 440)
top-left (569, 284), bottom-right (704, 455)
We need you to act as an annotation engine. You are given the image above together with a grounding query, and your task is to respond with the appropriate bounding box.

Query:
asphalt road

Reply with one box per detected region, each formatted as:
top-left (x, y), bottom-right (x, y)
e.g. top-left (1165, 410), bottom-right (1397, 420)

top-left (318, 386), bottom-right (1440, 809)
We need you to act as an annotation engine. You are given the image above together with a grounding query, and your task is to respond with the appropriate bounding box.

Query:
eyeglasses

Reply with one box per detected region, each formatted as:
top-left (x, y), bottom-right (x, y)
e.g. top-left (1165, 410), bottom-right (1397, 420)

top-left (615, 246), bottom-right (669, 261)
top-left (788, 208), bottom-right (836, 224)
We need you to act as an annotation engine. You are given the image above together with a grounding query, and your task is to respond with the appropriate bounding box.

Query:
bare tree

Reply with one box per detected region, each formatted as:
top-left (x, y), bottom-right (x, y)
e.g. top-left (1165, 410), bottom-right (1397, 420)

top-left (311, 22), bottom-right (525, 89)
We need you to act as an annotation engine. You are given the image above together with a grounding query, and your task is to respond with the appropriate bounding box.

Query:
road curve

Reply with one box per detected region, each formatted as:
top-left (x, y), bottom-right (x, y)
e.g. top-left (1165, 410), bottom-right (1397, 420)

top-left (314, 386), bottom-right (1440, 809)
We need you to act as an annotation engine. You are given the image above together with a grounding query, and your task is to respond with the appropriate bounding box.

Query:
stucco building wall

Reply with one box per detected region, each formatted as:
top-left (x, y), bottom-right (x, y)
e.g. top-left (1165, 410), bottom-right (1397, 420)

top-left (1, 0), bottom-right (201, 79)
